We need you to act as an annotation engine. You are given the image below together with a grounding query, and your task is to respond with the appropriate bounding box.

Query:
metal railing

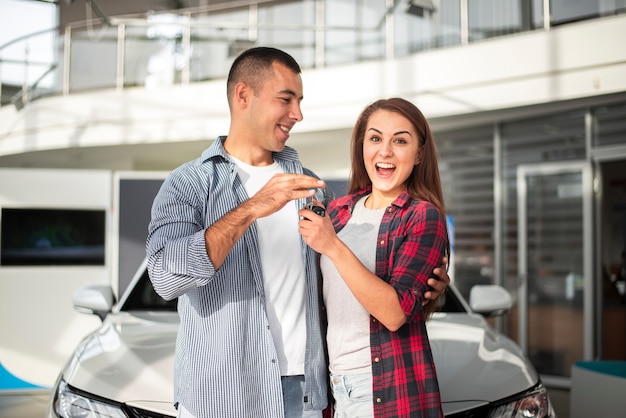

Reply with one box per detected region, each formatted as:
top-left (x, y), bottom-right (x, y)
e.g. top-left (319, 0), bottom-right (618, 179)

top-left (1, 0), bottom-right (624, 109)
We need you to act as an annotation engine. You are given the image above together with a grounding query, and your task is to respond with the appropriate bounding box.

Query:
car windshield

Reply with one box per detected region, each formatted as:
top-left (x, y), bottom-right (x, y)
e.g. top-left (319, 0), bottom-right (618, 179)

top-left (121, 268), bottom-right (177, 312)
top-left (121, 268), bottom-right (468, 314)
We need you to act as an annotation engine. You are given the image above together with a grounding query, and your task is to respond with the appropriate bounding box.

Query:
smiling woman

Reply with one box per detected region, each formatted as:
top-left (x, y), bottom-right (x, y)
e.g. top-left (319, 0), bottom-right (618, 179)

top-left (298, 98), bottom-right (451, 417)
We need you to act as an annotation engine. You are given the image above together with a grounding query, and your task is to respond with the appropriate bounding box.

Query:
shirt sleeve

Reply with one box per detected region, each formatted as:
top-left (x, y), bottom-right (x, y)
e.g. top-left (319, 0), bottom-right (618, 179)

top-left (145, 167), bottom-right (215, 301)
top-left (387, 202), bottom-right (448, 321)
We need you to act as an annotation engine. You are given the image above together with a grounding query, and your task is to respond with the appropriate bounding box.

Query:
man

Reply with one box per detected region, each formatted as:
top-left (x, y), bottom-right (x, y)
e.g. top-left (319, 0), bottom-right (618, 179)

top-left (146, 47), bottom-right (449, 418)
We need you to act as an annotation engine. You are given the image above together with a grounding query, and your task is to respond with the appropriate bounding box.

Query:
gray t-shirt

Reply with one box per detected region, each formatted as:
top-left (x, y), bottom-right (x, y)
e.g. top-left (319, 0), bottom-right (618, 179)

top-left (321, 195), bottom-right (386, 375)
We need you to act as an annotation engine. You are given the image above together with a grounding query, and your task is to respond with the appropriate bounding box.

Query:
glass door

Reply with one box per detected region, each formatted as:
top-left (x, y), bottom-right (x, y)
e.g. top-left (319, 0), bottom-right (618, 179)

top-left (517, 161), bottom-right (593, 386)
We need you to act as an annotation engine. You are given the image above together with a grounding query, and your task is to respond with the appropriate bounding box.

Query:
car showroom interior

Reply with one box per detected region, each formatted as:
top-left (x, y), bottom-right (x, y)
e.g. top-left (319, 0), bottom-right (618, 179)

top-left (1, 1), bottom-right (626, 417)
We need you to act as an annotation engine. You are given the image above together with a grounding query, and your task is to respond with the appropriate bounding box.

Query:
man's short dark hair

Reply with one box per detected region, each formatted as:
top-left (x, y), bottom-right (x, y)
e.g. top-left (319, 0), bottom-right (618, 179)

top-left (227, 47), bottom-right (301, 106)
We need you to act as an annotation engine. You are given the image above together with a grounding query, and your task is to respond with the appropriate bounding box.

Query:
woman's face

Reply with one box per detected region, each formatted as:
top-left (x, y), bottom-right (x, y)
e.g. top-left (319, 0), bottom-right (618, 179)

top-left (362, 109), bottom-right (420, 201)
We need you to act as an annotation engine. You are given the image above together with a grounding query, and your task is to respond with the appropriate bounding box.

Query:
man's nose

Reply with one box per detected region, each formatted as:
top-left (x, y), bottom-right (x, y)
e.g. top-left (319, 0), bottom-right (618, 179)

top-left (291, 104), bottom-right (303, 122)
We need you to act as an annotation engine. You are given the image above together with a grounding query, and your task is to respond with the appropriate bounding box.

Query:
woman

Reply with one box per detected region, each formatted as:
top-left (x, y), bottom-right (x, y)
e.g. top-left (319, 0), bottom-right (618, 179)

top-left (299, 98), bottom-right (449, 418)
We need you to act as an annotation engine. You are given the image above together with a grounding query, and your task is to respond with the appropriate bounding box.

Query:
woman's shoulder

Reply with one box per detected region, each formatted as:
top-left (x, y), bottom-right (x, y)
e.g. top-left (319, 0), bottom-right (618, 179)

top-left (405, 199), bottom-right (445, 221)
top-left (329, 193), bottom-right (353, 207)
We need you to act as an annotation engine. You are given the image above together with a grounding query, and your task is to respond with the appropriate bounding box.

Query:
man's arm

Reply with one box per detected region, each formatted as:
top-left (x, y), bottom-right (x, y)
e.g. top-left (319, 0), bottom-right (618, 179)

top-left (205, 173), bottom-right (325, 269)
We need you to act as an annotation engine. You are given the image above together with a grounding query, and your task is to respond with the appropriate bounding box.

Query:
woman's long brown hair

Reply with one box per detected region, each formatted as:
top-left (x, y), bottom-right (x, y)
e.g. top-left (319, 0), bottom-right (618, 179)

top-left (348, 98), bottom-right (450, 317)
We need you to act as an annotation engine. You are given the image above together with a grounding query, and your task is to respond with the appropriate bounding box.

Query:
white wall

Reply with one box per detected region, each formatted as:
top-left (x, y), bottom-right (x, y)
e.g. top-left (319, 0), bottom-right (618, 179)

top-left (0, 168), bottom-right (112, 390)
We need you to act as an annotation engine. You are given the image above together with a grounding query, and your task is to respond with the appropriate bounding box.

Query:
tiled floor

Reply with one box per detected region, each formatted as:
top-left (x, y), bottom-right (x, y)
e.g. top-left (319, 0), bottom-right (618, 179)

top-left (2, 389), bottom-right (570, 418)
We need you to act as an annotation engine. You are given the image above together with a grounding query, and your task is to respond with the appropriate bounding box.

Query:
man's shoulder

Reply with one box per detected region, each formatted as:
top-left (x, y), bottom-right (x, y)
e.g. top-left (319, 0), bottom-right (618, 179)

top-left (163, 154), bottom-right (224, 192)
top-left (169, 140), bottom-right (227, 177)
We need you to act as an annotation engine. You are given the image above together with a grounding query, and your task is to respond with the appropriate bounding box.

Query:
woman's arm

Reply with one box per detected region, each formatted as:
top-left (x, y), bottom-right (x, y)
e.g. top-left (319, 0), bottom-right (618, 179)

top-left (299, 200), bottom-right (448, 331)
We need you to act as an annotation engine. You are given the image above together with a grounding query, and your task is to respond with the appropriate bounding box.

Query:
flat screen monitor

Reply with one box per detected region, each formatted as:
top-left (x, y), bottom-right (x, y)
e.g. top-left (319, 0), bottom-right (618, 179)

top-left (0, 208), bottom-right (106, 266)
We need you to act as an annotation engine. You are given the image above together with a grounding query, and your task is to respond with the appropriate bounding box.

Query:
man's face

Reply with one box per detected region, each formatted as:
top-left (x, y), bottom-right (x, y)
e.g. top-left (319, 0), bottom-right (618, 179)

top-left (247, 62), bottom-right (304, 153)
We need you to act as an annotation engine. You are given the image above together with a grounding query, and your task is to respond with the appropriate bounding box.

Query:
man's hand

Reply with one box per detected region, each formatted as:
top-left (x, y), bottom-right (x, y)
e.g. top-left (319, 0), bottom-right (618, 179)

top-left (423, 256), bottom-right (450, 304)
top-left (247, 173), bottom-right (325, 219)
top-left (205, 174), bottom-right (324, 270)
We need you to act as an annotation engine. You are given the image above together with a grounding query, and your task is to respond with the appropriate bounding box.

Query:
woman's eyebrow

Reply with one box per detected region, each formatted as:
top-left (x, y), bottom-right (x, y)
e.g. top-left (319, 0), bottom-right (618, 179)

top-left (367, 127), bottom-right (412, 137)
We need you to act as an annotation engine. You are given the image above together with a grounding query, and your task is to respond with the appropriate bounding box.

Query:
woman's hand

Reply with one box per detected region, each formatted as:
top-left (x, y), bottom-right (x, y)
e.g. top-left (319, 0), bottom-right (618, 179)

top-left (298, 201), bottom-right (338, 256)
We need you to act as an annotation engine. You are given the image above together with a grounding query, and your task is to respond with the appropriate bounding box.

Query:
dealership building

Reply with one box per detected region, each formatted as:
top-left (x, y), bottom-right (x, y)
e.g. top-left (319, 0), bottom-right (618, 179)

top-left (1, 0), bottom-right (625, 401)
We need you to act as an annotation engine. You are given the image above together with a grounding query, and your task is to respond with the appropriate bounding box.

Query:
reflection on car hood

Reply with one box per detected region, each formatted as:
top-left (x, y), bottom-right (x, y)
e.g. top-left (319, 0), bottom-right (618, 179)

top-left (62, 311), bottom-right (538, 416)
top-left (63, 311), bottom-right (179, 415)
top-left (428, 312), bottom-right (539, 414)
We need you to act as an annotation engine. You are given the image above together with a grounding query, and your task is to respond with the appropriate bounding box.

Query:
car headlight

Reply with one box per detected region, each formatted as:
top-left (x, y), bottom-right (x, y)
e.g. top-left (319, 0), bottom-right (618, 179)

top-left (487, 384), bottom-right (556, 418)
top-left (53, 378), bottom-right (128, 418)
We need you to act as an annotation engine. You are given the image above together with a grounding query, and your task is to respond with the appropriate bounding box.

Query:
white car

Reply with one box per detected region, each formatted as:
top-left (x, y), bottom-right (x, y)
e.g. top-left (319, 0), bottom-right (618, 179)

top-left (47, 259), bottom-right (556, 417)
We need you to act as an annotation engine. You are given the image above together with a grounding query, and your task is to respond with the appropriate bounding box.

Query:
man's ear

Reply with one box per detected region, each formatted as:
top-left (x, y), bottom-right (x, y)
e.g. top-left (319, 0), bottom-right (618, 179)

top-left (234, 82), bottom-right (250, 108)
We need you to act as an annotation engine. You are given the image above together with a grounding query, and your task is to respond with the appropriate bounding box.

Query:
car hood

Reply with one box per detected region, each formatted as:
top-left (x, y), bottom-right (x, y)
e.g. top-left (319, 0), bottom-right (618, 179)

top-left (62, 311), bottom-right (179, 416)
top-left (63, 311), bottom-right (538, 416)
top-left (428, 313), bottom-right (539, 414)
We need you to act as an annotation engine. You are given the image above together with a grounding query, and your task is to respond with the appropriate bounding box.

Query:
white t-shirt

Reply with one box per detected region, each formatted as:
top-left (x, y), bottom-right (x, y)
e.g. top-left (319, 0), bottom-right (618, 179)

top-left (232, 156), bottom-right (307, 376)
top-left (322, 195), bottom-right (384, 375)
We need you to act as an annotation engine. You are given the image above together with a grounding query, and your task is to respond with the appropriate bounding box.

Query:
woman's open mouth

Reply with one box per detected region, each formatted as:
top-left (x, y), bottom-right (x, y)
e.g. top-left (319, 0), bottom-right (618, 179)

top-left (376, 162), bottom-right (395, 177)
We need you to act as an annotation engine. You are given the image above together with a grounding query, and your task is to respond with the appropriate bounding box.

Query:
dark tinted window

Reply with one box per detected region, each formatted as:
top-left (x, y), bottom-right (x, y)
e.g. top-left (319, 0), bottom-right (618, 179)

top-left (1, 208), bottom-right (105, 266)
top-left (122, 268), bottom-right (177, 312)
top-left (437, 289), bottom-right (466, 313)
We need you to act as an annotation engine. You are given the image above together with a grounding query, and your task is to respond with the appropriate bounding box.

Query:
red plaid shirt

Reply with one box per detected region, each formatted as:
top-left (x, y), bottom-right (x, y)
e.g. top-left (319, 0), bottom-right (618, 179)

top-left (326, 187), bottom-right (446, 418)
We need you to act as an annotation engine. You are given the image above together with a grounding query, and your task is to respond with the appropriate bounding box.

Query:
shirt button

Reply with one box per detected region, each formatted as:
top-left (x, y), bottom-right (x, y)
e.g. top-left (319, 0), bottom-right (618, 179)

top-left (413, 289), bottom-right (419, 295)
top-left (376, 398), bottom-right (382, 403)
top-left (271, 359), bottom-right (276, 364)
top-left (374, 357), bottom-right (380, 363)
top-left (379, 240), bottom-right (385, 245)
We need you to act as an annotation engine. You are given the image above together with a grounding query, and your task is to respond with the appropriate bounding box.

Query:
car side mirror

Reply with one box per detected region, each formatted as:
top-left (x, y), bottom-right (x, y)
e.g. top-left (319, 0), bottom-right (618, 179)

top-left (469, 284), bottom-right (512, 317)
top-left (73, 285), bottom-right (115, 321)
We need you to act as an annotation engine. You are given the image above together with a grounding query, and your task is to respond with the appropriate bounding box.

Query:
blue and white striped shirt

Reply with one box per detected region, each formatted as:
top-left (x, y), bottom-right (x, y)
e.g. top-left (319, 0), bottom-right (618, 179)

top-left (146, 137), bottom-right (331, 418)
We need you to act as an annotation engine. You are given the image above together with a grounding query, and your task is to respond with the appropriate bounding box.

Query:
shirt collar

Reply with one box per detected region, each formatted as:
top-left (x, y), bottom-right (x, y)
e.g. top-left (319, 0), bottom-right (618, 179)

top-left (201, 136), bottom-right (300, 164)
top-left (337, 186), bottom-right (413, 210)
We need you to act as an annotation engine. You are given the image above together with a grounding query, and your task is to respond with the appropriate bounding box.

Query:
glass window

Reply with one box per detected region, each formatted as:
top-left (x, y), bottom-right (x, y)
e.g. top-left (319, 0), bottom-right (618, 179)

top-left (551, 0), bottom-right (626, 25)
top-left (437, 125), bottom-right (495, 299)
top-left (325, 0), bottom-right (385, 66)
top-left (468, 0), bottom-right (534, 42)
top-left (593, 102), bottom-right (626, 147)
top-left (190, 9), bottom-right (250, 82)
top-left (258, 0), bottom-right (316, 68)
top-left (0, 208), bottom-right (106, 266)
top-left (551, 0), bottom-right (599, 25)
top-left (501, 110), bottom-right (586, 283)
top-left (500, 109), bottom-right (586, 343)
top-left (69, 26), bottom-right (118, 91)
top-left (396, 0), bottom-right (462, 55)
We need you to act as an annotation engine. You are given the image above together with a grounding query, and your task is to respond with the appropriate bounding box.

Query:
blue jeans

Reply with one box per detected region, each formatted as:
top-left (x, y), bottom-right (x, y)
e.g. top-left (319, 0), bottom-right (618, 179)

top-left (329, 372), bottom-right (374, 418)
top-left (282, 375), bottom-right (323, 418)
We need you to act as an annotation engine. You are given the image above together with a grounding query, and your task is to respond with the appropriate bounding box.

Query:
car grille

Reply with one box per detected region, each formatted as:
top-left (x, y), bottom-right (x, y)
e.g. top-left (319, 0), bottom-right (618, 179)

top-left (125, 406), bottom-right (175, 418)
